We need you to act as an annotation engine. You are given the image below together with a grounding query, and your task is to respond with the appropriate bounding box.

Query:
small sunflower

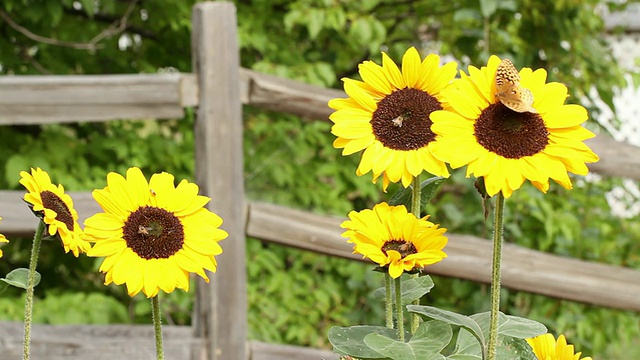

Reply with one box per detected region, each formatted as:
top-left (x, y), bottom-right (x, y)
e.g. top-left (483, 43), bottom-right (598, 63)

top-left (430, 56), bottom-right (599, 198)
top-left (526, 333), bottom-right (592, 360)
top-left (19, 167), bottom-right (90, 257)
top-left (329, 47), bottom-right (457, 190)
top-left (341, 202), bottom-right (447, 278)
top-left (0, 218), bottom-right (8, 259)
top-left (84, 167), bottom-right (228, 298)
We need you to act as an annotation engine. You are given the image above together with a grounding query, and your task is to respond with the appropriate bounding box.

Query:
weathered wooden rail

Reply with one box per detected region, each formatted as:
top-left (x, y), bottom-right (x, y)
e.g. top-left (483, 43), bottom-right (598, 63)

top-left (1, 2), bottom-right (640, 360)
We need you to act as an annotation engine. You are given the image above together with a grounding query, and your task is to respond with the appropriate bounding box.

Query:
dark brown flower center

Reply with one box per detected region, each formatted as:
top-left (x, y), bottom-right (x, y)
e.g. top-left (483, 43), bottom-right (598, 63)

top-left (123, 206), bottom-right (184, 260)
top-left (41, 190), bottom-right (74, 231)
top-left (382, 240), bottom-right (417, 258)
top-left (371, 88), bottom-right (442, 151)
top-left (474, 103), bottom-right (549, 158)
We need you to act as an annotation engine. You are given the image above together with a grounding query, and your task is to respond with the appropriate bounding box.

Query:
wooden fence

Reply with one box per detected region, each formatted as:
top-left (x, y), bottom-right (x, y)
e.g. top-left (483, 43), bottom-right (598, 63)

top-left (1, 2), bottom-right (640, 359)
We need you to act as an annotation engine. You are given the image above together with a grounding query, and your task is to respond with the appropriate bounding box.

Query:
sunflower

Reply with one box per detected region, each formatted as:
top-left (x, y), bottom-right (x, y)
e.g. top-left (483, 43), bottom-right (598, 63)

top-left (329, 47), bottom-right (457, 190)
top-left (341, 202), bottom-right (447, 278)
top-left (83, 167), bottom-right (228, 298)
top-left (430, 56), bottom-right (599, 198)
top-left (0, 218), bottom-right (8, 258)
top-left (526, 334), bottom-right (592, 360)
top-left (19, 167), bottom-right (90, 257)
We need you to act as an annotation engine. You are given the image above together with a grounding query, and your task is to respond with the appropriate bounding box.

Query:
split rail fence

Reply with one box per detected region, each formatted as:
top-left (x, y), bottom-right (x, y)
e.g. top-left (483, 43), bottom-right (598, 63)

top-left (1, 2), bottom-right (640, 360)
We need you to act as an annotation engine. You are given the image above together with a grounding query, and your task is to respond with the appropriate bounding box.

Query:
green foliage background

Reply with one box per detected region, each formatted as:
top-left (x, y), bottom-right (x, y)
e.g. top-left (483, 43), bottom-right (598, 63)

top-left (1, 0), bottom-right (640, 358)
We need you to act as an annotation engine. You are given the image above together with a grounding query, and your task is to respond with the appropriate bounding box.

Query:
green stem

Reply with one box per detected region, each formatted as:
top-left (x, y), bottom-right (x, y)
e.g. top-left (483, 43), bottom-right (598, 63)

top-left (409, 175), bottom-right (422, 334)
top-left (394, 276), bottom-right (405, 342)
top-left (23, 220), bottom-right (45, 360)
top-left (385, 274), bottom-right (393, 329)
top-left (151, 295), bottom-right (165, 360)
top-left (410, 175), bottom-right (422, 218)
top-left (487, 193), bottom-right (505, 360)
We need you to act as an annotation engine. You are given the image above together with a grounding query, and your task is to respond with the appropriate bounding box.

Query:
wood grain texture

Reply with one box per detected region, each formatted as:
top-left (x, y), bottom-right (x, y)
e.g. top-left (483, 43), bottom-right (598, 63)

top-left (238, 68), bottom-right (339, 120)
top-left (0, 322), bottom-right (337, 360)
top-left (585, 134), bottom-right (640, 180)
top-left (0, 73), bottom-right (197, 124)
top-left (246, 201), bottom-right (640, 312)
top-left (250, 341), bottom-right (338, 360)
top-left (0, 322), bottom-right (201, 360)
top-left (191, 3), bottom-right (248, 360)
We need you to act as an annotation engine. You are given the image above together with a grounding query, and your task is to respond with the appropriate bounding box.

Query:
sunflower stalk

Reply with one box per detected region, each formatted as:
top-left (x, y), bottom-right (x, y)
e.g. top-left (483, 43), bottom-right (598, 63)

top-left (23, 220), bottom-right (45, 360)
top-left (385, 274), bottom-right (393, 329)
top-left (409, 175), bottom-right (422, 334)
top-left (151, 295), bottom-right (165, 360)
top-left (394, 276), bottom-right (405, 342)
top-left (487, 193), bottom-right (505, 360)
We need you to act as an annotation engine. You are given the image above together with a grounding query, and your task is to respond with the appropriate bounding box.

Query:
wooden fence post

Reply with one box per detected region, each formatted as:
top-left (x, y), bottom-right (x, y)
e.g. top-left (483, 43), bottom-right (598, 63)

top-left (191, 2), bottom-right (247, 360)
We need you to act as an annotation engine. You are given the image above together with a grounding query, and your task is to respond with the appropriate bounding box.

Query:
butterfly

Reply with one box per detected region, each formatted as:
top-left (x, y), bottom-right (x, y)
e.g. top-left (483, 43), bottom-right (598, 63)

top-left (495, 59), bottom-right (537, 113)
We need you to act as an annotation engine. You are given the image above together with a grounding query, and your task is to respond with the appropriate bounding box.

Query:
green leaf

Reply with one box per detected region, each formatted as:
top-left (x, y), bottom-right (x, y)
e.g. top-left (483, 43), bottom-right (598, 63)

top-left (328, 325), bottom-right (400, 358)
top-left (420, 177), bottom-right (446, 206)
top-left (1, 268), bottom-right (41, 289)
top-left (399, 275), bottom-right (435, 304)
top-left (307, 8), bottom-right (326, 39)
top-left (497, 337), bottom-right (537, 360)
top-left (363, 321), bottom-right (450, 360)
top-left (5, 154), bottom-right (29, 187)
top-left (283, 9), bottom-right (302, 32)
top-left (349, 17), bottom-right (373, 46)
top-left (78, 0), bottom-right (95, 17)
top-left (407, 305), bottom-right (485, 351)
top-left (453, 9), bottom-right (482, 22)
top-left (413, 320), bottom-right (453, 352)
top-left (0, 281), bottom-right (8, 294)
top-left (360, 0), bottom-right (381, 11)
top-left (325, 7), bottom-right (346, 30)
top-left (373, 275), bottom-right (435, 305)
top-left (479, 0), bottom-right (498, 18)
top-left (497, 0), bottom-right (517, 12)
top-left (388, 176), bottom-right (446, 210)
top-left (470, 312), bottom-right (547, 339)
top-left (449, 328), bottom-right (483, 359)
top-left (46, 1), bottom-right (64, 26)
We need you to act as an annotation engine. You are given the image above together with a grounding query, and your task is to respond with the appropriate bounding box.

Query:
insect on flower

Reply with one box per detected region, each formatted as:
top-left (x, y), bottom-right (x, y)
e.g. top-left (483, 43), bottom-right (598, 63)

top-left (495, 59), bottom-right (537, 113)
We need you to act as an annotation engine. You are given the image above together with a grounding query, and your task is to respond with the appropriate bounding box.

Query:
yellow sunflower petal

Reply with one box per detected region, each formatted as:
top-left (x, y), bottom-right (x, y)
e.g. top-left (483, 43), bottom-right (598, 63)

top-left (343, 79), bottom-right (378, 113)
top-left (387, 252), bottom-right (404, 279)
top-left (533, 82), bottom-right (568, 113)
top-left (342, 136), bottom-right (376, 156)
top-left (359, 60), bottom-right (394, 95)
top-left (342, 202), bottom-right (447, 278)
top-left (329, 47), bottom-right (458, 189)
top-left (332, 119), bottom-right (374, 139)
top-left (415, 54), bottom-right (438, 91)
top-left (401, 47), bottom-right (422, 88)
top-left (20, 168), bottom-right (89, 256)
top-left (428, 61), bottom-right (459, 95)
top-left (527, 333), bottom-right (591, 360)
top-left (86, 168), bottom-right (227, 297)
top-left (381, 52), bottom-right (405, 89)
top-left (88, 238), bottom-right (127, 257)
top-left (432, 55), bottom-right (597, 197)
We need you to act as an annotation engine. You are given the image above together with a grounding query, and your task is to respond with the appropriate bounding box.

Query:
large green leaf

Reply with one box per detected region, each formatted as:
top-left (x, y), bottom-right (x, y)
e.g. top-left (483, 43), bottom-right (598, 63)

top-left (1, 268), bottom-right (41, 290)
top-left (389, 177), bottom-right (446, 211)
top-left (372, 275), bottom-right (435, 304)
top-left (470, 312), bottom-right (547, 340)
top-left (408, 305), bottom-right (485, 347)
top-left (448, 329), bottom-right (482, 359)
top-left (363, 321), bottom-right (450, 360)
top-left (328, 325), bottom-right (401, 358)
